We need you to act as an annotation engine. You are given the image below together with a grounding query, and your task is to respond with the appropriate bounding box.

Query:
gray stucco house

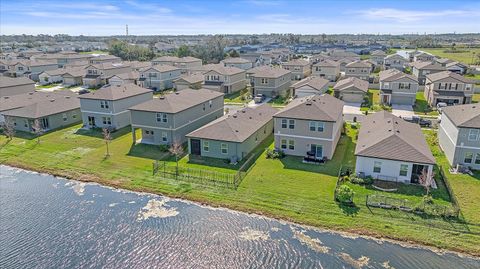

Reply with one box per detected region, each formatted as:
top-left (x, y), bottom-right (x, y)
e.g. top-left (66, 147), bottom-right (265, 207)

top-left (291, 76), bottom-right (330, 98)
top-left (333, 77), bottom-right (369, 103)
top-left (128, 89), bottom-right (224, 145)
top-left (273, 94), bottom-right (344, 160)
top-left (282, 59), bottom-right (311, 80)
top-left (370, 50), bottom-right (386, 66)
top-left (139, 65), bottom-right (181, 91)
top-left (378, 69), bottom-right (418, 106)
top-left (250, 66), bottom-right (291, 97)
top-left (186, 104), bottom-right (277, 162)
top-left (355, 111), bottom-right (435, 184)
top-left (411, 61), bottom-right (445, 85)
top-left (383, 54), bottom-right (406, 71)
top-left (438, 104), bottom-right (480, 170)
top-left (79, 83), bottom-right (153, 130)
top-left (311, 59), bottom-right (340, 82)
top-left (344, 61), bottom-right (371, 81)
top-left (424, 71), bottom-right (475, 106)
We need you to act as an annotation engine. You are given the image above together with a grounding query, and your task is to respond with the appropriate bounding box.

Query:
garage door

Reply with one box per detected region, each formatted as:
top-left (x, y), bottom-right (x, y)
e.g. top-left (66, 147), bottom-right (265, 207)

top-left (392, 95), bottom-right (415, 105)
top-left (341, 92), bottom-right (364, 103)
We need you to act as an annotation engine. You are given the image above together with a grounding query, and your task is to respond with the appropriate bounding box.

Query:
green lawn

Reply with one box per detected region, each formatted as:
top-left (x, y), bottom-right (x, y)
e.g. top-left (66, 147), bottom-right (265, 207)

top-left (79, 50), bottom-right (109, 54)
top-left (473, 94), bottom-right (480, 103)
top-left (1, 124), bottom-right (480, 255)
top-left (35, 83), bottom-right (61, 89)
top-left (224, 87), bottom-right (250, 104)
top-left (419, 48), bottom-right (480, 64)
top-left (414, 92), bottom-right (439, 116)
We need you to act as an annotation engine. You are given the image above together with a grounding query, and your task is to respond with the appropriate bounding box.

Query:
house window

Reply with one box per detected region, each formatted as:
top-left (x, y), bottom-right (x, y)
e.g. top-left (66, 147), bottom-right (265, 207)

top-left (288, 119), bottom-right (295, 129)
top-left (317, 122), bottom-right (324, 132)
top-left (156, 113), bottom-right (167, 123)
top-left (399, 83), bottom-right (410, 89)
top-left (162, 132), bottom-right (168, 142)
top-left (288, 140), bottom-right (295, 150)
top-left (24, 119), bottom-right (28, 128)
top-left (100, 100), bottom-right (109, 109)
top-left (209, 100), bottom-right (212, 108)
top-left (468, 129), bottom-right (479, 141)
top-left (72, 113), bottom-right (77, 119)
top-left (221, 143), bottom-right (228, 154)
top-left (383, 83), bottom-right (389, 89)
top-left (373, 161), bottom-right (382, 173)
top-left (261, 78), bottom-right (268, 84)
top-left (475, 153), bottom-right (480, 165)
top-left (309, 121), bottom-right (316, 131)
top-left (280, 139), bottom-right (287, 149)
top-left (399, 164), bottom-right (409, 177)
top-left (464, 152), bottom-right (473, 164)
top-left (203, 141), bottom-right (209, 152)
top-left (102, 117), bottom-right (112, 125)
top-left (281, 119), bottom-right (287, 128)
top-left (62, 113), bottom-right (67, 121)
top-left (203, 103), bottom-right (206, 111)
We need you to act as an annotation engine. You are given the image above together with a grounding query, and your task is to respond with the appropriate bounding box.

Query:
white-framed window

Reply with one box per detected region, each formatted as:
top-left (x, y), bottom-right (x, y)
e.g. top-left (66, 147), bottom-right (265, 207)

top-left (62, 113), bottom-right (67, 121)
top-left (102, 117), bottom-right (111, 125)
top-left (475, 153), bottom-right (480, 165)
top-left (221, 143), bottom-right (228, 154)
top-left (209, 100), bottom-right (212, 108)
top-left (203, 141), bottom-right (209, 152)
top-left (399, 164), bottom-right (409, 177)
top-left (161, 132), bottom-right (168, 142)
top-left (309, 121), bottom-right (316, 131)
top-left (468, 129), bottom-right (479, 141)
top-left (281, 119), bottom-right (287, 128)
top-left (72, 113), bottom-right (77, 119)
top-left (288, 140), bottom-right (295, 150)
top-left (156, 113), bottom-right (167, 123)
top-left (373, 161), bottom-right (382, 173)
top-left (317, 122), bottom-right (324, 132)
top-left (383, 82), bottom-right (389, 89)
top-left (464, 152), bottom-right (473, 164)
top-left (280, 139), bottom-right (287, 149)
top-left (100, 100), bottom-right (109, 109)
top-left (309, 121), bottom-right (324, 132)
top-left (261, 78), bottom-right (268, 84)
top-left (288, 119), bottom-right (295, 129)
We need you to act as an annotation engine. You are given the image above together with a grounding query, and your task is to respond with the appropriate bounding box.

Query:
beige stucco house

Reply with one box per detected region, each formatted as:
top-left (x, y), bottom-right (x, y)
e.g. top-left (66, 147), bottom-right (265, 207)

top-left (333, 77), bottom-right (369, 103)
top-left (424, 71), bottom-right (474, 106)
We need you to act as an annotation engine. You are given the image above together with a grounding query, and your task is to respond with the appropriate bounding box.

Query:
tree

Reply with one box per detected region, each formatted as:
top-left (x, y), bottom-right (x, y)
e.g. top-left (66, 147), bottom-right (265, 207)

top-left (32, 119), bottom-right (43, 144)
top-left (168, 141), bottom-right (184, 173)
top-left (419, 168), bottom-right (435, 196)
top-left (176, 45), bottom-right (191, 57)
top-left (227, 49), bottom-right (239, 58)
top-left (1, 117), bottom-right (15, 140)
top-left (102, 128), bottom-right (112, 157)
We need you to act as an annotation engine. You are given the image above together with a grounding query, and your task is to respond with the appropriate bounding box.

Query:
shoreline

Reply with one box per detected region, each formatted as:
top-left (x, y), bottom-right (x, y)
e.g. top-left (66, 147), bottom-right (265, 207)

top-left (2, 162), bottom-right (480, 259)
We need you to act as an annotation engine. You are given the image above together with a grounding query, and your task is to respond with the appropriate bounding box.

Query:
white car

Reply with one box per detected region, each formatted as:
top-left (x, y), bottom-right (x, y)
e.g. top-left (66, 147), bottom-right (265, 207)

top-left (436, 102), bottom-right (448, 113)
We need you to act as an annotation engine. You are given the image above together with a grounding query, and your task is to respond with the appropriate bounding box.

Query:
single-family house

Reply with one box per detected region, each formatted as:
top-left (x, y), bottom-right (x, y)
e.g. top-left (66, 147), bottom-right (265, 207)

top-left (152, 56), bottom-right (180, 66)
top-left (129, 89), bottom-right (224, 145)
top-left (62, 68), bottom-right (85, 86)
top-left (38, 68), bottom-right (68, 85)
top-left (186, 104), bottom-right (277, 162)
top-left (383, 54), bottom-right (406, 71)
top-left (436, 58), bottom-right (468, 75)
top-left (138, 65), bottom-right (181, 91)
top-left (221, 57), bottom-right (253, 70)
top-left (333, 77), bottom-right (369, 103)
top-left (251, 66), bottom-right (291, 97)
top-left (83, 63), bottom-right (132, 88)
top-left (414, 52), bottom-right (435, 62)
top-left (378, 69), bottom-right (418, 106)
top-left (89, 55), bottom-right (121, 65)
top-left (355, 111), bottom-right (435, 184)
top-left (438, 104), bottom-right (480, 170)
top-left (282, 59), bottom-right (311, 80)
top-left (173, 73), bottom-right (204, 91)
top-left (345, 61), bottom-right (371, 81)
top-left (424, 71), bottom-right (475, 106)
top-left (337, 57), bottom-right (357, 73)
top-left (79, 83), bottom-right (153, 130)
top-left (370, 50), bottom-right (387, 66)
top-left (311, 60), bottom-right (340, 82)
top-left (174, 57), bottom-right (203, 74)
top-left (273, 94), bottom-right (344, 160)
top-left (202, 64), bottom-right (246, 94)
top-left (291, 76), bottom-right (330, 98)
top-left (0, 76), bottom-right (35, 97)
top-left (107, 71), bottom-right (140, 86)
top-left (411, 61), bottom-right (445, 85)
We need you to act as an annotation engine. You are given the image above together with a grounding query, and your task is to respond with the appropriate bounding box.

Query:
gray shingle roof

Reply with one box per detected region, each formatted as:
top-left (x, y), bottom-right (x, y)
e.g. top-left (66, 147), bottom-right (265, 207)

top-left (128, 88), bottom-right (223, 113)
top-left (0, 77), bottom-right (35, 88)
top-left (283, 59), bottom-right (310, 66)
top-left (202, 64), bottom-right (245, 75)
top-left (2, 94), bottom-right (79, 119)
top-left (345, 60), bottom-right (371, 68)
top-left (291, 76), bottom-right (329, 91)
top-left (0, 91), bottom-right (76, 112)
top-left (250, 66), bottom-right (291, 78)
top-left (379, 69), bottom-right (417, 82)
top-left (274, 94), bottom-right (344, 122)
top-left (313, 59), bottom-right (340, 67)
top-left (141, 64), bottom-right (180, 73)
top-left (78, 83), bottom-right (152, 101)
top-left (222, 57), bottom-right (250, 64)
top-left (174, 73), bottom-right (204, 84)
top-left (355, 111), bottom-right (435, 164)
top-left (442, 104), bottom-right (480, 128)
top-left (333, 77), bottom-right (368, 93)
top-left (410, 61), bottom-right (445, 71)
top-left (426, 71), bottom-right (475, 84)
top-left (187, 104), bottom-right (277, 143)
top-left (370, 50), bottom-right (386, 56)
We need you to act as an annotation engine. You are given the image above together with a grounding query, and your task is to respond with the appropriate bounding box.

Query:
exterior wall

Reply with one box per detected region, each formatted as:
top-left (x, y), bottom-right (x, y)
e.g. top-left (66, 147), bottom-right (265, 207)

top-left (438, 114), bottom-right (459, 166)
top-left (371, 55), bottom-right (385, 65)
top-left (282, 64), bottom-right (311, 80)
top-left (63, 76), bottom-right (82, 86)
top-left (336, 89), bottom-right (365, 103)
top-left (223, 62), bottom-right (253, 70)
top-left (384, 56), bottom-right (405, 71)
top-left (38, 73), bottom-right (63, 85)
top-left (6, 108), bottom-right (81, 133)
top-left (380, 78), bottom-right (418, 105)
top-left (29, 64), bottom-right (58, 81)
top-left (345, 67), bottom-right (370, 80)
top-left (312, 66), bottom-right (340, 81)
top-left (253, 74), bottom-right (291, 97)
top-left (189, 119), bottom-right (273, 161)
top-left (0, 83), bottom-right (35, 97)
top-left (294, 85), bottom-right (327, 98)
top-left (424, 78), bottom-right (473, 106)
top-left (142, 69), bottom-right (182, 91)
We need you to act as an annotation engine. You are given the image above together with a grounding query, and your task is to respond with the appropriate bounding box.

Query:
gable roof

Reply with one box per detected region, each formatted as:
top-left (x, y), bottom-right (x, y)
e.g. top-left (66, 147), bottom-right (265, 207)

top-left (313, 59), bottom-right (340, 67)
top-left (0, 91), bottom-right (76, 112)
top-left (370, 50), bottom-right (386, 56)
top-left (379, 69), bottom-right (417, 82)
top-left (175, 56), bottom-right (201, 63)
top-left (282, 59), bottom-right (310, 66)
top-left (108, 71), bottom-right (140, 80)
top-left (385, 53), bottom-right (405, 60)
top-left (442, 104), bottom-right (480, 128)
top-left (426, 71), bottom-right (475, 84)
top-left (86, 62), bottom-right (131, 70)
top-left (410, 61), bottom-right (445, 71)
top-left (128, 88), bottom-right (223, 113)
top-left (141, 64), bottom-right (180, 73)
top-left (186, 104), bottom-right (277, 143)
top-left (333, 77), bottom-right (368, 93)
top-left (291, 76), bottom-right (329, 91)
top-left (152, 56), bottom-right (180, 62)
top-left (250, 66), bottom-right (291, 78)
top-left (78, 83), bottom-right (152, 101)
top-left (274, 94), bottom-right (344, 122)
top-left (345, 60), bottom-right (371, 68)
top-left (222, 57), bottom-right (251, 64)
top-left (355, 111), bottom-right (435, 164)
top-left (202, 64), bottom-right (245, 75)
top-left (2, 95), bottom-right (79, 119)
top-left (174, 73), bottom-right (204, 84)
top-left (0, 76), bottom-right (35, 88)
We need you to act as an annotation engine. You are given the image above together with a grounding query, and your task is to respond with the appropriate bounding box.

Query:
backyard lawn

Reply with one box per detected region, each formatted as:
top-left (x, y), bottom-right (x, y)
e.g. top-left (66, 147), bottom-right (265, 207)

top-left (224, 87), bottom-right (250, 104)
top-left (473, 94), bottom-right (480, 103)
top-left (419, 47), bottom-right (480, 64)
top-left (414, 92), bottom-right (439, 116)
top-left (1, 124), bottom-right (480, 255)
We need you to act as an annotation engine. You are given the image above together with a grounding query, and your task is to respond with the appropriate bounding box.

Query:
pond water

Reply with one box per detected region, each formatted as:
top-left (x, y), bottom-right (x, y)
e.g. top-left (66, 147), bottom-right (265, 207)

top-left (1, 165), bottom-right (479, 269)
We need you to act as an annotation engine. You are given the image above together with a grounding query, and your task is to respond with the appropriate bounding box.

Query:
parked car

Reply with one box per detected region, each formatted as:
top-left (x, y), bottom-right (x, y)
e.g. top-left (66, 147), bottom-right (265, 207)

top-left (436, 102), bottom-right (448, 113)
top-left (254, 94), bottom-right (265, 103)
top-left (403, 116), bottom-right (432, 127)
top-left (78, 89), bottom-right (91, 95)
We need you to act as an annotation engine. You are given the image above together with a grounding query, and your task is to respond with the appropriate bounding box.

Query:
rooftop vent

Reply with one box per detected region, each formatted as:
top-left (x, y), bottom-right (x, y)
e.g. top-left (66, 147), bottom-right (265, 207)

top-left (28, 92), bottom-right (34, 95)
top-left (233, 115), bottom-right (237, 118)
top-left (159, 96), bottom-right (165, 99)
top-left (175, 92), bottom-right (179, 95)
top-left (4, 96), bottom-right (9, 99)
top-left (50, 99), bottom-right (55, 102)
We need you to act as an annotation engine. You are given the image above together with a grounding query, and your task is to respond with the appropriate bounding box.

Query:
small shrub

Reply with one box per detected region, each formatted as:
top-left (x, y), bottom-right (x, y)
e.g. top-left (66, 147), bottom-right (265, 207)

top-left (158, 145), bottom-right (169, 152)
top-left (336, 185), bottom-right (354, 204)
top-left (265, 149), bottom-right (285, 159)
top-left (350, 176), bottom-right (373, 185)
top-left (423, 195), bottom-right (434, 204)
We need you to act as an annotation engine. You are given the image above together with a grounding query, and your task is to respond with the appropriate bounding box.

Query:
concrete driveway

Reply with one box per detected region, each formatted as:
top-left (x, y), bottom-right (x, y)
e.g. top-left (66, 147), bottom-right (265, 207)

top-left (392, 104), bottom-right (415, 118)
top-left (343, 102), bottom-right (365, 122)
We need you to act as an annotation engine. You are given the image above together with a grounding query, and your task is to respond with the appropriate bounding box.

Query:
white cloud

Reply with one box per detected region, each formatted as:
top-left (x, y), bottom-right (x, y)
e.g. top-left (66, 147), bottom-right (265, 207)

top-left (355, 8), bottom-right (480, 22)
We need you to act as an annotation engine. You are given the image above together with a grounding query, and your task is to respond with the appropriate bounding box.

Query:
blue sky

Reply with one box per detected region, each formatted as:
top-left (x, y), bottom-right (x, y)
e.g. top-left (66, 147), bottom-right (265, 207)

top-left (1, 0), bottom-right (479, 35)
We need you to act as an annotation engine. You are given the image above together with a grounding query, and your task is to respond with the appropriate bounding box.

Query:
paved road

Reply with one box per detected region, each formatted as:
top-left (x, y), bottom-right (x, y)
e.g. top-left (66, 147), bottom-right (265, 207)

top-left (391, 104), bottom-right (415, 118)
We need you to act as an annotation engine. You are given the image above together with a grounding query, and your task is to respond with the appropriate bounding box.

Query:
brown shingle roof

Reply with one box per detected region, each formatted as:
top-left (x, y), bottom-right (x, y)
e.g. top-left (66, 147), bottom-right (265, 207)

top-left (222, 57), bottom-right (250, 64)
top-left (250, 66), bottom-right (291, 78)
top-left (355, 111), bottom-right (435, 164)
top-left (274, 94), bottom-right (344, 122)
top-left (128, 88), bottom-right (223, 113)
top-left (0, 91), bottom-right (76, 112)
top-left (283, 59), bottom-right (310, 66)
top-left (175, 56), bottom-right (201, 63)
top-left (152, 56), bottom-right (180, 62)
top-left (345, 60), bottom-right (371, 68)
top-left (202, 64), bottom-right (245, 75)
top-left (174, 73), bottom-right (204, 84)
top-left (2, 95), bottom-right (79, 119)
top-left (370, 50), bottom-right (386, 56)
top-left (333, 77), bottom-right (368, 93)
top-left (426, 71), bottom-right (475, 84)
top-left (291, 76), bottom-right (329, 91)
top-left (141, 65), bottom-right (179, 73)
top-left (78, 83), bottom-right (152, 101)
top-left (187, 104), bottom-right (277, 143)
top-left (0, 77), bottom-right (35, 88)
top-left (442, 104), bottom-right (480, 128)
top-left (410, 61), bottom-right (445, 71)
top-left (379, 69), bottom-right (417, 82)
top-left (313, 59), bottom-right (340, 67)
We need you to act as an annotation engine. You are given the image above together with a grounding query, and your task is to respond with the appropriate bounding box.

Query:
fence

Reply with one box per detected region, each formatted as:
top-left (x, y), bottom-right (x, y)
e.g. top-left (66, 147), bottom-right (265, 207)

top-left (437, 165), bottom-right (460, 209)
top-left (334, 165), bottom-right (354, 202)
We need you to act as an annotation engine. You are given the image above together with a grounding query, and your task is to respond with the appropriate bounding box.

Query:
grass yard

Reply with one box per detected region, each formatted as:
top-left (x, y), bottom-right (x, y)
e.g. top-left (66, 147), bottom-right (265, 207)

top-left (414, 92), bottom-right (439, 116)
top-left (35, 83), bottom-right (61, 89)
top-left (419, 47), bottom-right (480, 64)
top-left (79, 50), bottom-right (109, 54)
top-left (473, 94), bottom-right (480, 103)
top-left (224, 87), bottom-right (250, 104)
top-left (1, 124), bottom-right (480, 255)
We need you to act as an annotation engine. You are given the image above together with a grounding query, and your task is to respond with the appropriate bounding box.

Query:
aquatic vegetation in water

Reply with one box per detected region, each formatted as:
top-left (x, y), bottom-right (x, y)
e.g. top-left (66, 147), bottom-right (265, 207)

top-left (239, 228), bottom-right (270, 241)
top-left (66, 181), bottom-right (86, 196)
top-left (338, 252), bottom-right (370, 269)
top-left (382, 260), bottom-right (395, 269)
top-left (292, 227), bottom-right (330, 254)
top-left (137, 198), bottom-right (179, 221)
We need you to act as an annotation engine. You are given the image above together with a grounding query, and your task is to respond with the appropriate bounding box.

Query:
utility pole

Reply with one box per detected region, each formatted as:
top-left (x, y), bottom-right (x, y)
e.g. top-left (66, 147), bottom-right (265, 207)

top-left (126, 24), bottom-right (129, 36)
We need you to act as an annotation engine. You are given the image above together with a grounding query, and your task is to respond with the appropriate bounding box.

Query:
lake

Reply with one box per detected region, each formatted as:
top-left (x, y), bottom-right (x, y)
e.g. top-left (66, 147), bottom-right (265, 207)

top-left (1, 165), bottom-right (479, 268)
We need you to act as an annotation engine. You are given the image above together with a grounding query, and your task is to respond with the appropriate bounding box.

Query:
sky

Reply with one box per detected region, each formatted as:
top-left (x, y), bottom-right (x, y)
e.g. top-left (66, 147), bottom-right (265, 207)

top-left (1, 0), bottom-right (479, 36)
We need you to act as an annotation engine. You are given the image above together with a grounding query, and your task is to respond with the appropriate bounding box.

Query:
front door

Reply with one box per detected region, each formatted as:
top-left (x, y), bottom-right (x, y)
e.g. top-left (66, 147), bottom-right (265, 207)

top-left (310, 144), bottom-right (323, 159)
top-left (190, 139), bottom-right (201, 155)
top-left (88, 116), bottom-right (96, 127)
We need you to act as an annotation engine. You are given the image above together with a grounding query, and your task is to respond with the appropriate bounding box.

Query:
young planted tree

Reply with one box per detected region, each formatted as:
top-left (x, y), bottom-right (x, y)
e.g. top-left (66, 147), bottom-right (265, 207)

top-left (419, 168), bottom-right (435, 196)
top-left (32, 119), bottom-right (43, 144)
top-left (102, 128), bottom-right (112, 157)
top-left (2, 118), bottom-right (16, 140)
top-left (168, 141), bottom-right (184, 173)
